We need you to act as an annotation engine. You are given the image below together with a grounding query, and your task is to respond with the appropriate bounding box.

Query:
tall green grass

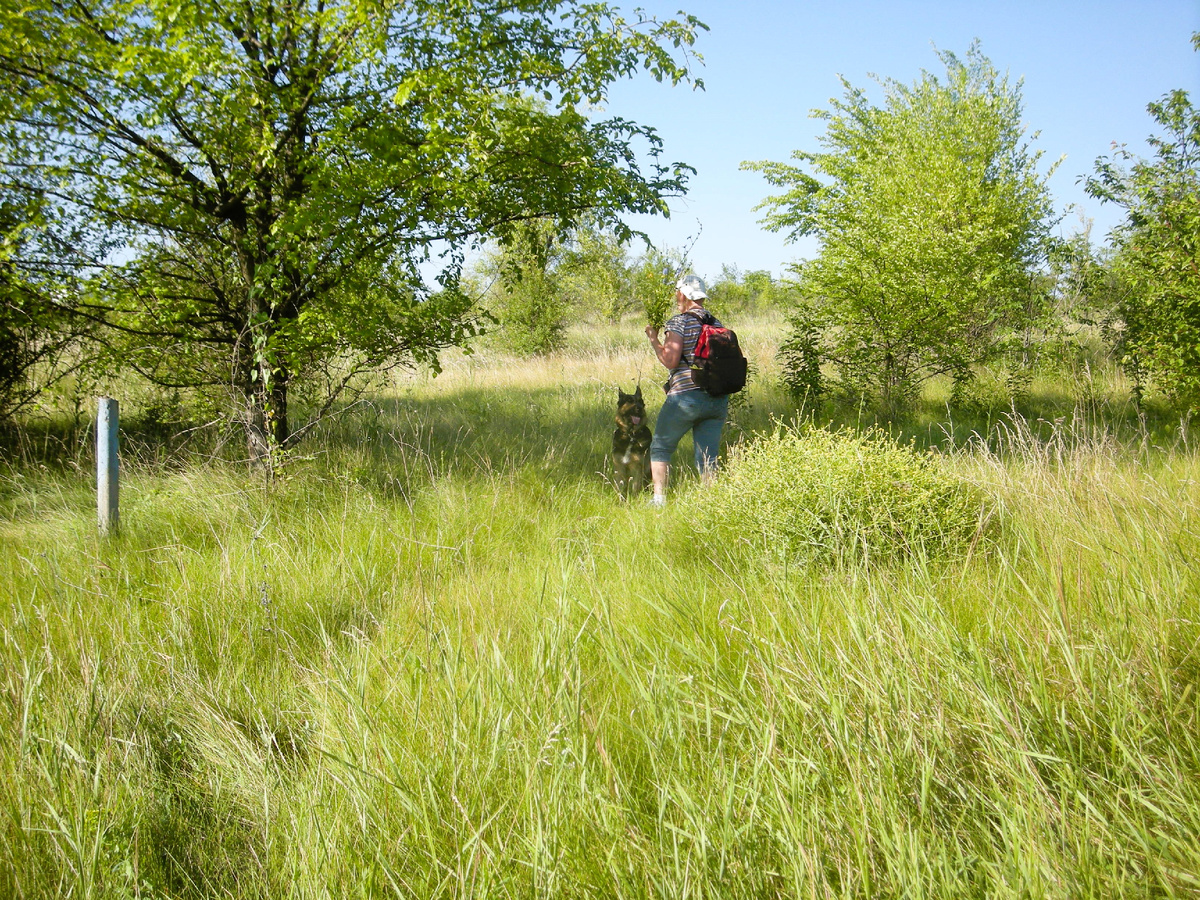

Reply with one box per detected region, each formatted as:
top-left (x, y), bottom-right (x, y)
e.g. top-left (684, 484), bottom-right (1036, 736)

top-left (2, 319), bottom-right (1199, 897)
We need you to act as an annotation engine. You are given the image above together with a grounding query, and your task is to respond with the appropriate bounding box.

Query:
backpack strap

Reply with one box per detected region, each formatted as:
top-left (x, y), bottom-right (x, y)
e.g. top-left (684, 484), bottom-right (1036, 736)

top-left (680, 309), bottom-right (714, 368)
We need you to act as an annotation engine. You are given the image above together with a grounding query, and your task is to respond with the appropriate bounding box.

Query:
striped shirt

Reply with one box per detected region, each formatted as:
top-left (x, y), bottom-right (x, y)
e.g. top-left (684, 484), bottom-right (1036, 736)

top-left (664, 308), bottom-right (722, 395)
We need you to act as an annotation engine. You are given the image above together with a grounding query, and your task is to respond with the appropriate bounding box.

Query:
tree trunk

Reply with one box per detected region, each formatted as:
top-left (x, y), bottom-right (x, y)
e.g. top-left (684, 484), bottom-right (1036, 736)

top-left (243, 379), bottom-right (270, 466)
top-left (270, 371), bottom-right (289, 447)
top-left (242, 365), bottom-right (289, 469)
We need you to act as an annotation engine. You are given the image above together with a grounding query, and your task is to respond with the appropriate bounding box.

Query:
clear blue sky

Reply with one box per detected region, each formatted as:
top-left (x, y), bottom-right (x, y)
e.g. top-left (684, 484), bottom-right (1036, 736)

top-left (602, 0), bottom-right (1200, 281)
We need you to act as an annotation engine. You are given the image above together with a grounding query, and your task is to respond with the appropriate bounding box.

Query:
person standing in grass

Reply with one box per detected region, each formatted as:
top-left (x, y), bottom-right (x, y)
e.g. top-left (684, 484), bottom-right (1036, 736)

top-left (644, 273), bottom-right (729, 506)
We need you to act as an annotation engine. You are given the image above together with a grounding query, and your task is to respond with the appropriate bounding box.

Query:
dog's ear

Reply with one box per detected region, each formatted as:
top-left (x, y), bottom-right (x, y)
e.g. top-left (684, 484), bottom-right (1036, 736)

top-left (634, 385), bottom-right (642, 399)
top-left (617, 388), bottom-right (627, 401)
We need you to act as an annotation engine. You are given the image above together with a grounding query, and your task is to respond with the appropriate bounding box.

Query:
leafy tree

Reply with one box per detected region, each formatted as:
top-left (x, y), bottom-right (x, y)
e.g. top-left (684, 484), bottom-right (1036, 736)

top-left (0, 188), bottom-right (82, 422)
top-left (745, 45), bottom-right (1057, 412)
top-left (0, 0), bottom-right (703, 457)
top-left (1085, 32), bottom-right (1200, 408)
top-left (476, 218), bottom-right (571, 355)
top-left (1035, 226), bottom-right (1127, 371)
top-left (707, 265), bottom-right (791, 316)
top-left (0, 47), bottom-right (98, 423)
top-left (473, 220), bottom-right (689, 352)
top-left (561, 223), bottom-right (635, 324)
top-left (1047, 228), bottom-right (1115, 322)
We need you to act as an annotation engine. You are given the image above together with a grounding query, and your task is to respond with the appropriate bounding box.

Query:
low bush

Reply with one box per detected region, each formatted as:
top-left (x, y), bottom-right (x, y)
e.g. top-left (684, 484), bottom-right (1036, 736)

top-left (714, 424), bottom-right (986, 563)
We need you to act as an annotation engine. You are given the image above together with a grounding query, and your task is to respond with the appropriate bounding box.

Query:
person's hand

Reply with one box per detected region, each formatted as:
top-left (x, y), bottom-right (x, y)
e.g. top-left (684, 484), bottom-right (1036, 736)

top-left (645, 325), bottom-right (659, 341)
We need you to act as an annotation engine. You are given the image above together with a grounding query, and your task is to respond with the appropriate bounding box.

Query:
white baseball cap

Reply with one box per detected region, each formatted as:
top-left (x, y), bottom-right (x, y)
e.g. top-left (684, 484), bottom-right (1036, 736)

top-left (675, 273), bottom-right (708, 301)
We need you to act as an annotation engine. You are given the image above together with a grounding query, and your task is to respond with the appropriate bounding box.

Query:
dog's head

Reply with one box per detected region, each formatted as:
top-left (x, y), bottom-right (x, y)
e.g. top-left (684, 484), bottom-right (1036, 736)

top-left (616, 386), bottom-right (646, 427)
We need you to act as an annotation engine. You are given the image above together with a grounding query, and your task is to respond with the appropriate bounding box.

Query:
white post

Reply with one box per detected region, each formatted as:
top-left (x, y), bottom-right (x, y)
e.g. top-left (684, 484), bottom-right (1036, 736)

top-left (97, 397), bottom-right (119, 535)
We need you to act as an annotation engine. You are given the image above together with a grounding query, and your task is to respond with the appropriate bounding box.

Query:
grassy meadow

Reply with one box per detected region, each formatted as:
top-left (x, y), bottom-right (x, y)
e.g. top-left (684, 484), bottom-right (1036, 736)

top-left (2, 314), bottom-right (1200, 898)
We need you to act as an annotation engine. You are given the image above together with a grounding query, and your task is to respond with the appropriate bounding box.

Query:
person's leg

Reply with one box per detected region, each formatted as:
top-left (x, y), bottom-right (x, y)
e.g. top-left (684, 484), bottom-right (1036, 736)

top-left (649, 393), bottom-right (693, 503)
top-left (650, 460), bottom-right (669, 498)
top-left (692, 395), bottom-right (729, 484)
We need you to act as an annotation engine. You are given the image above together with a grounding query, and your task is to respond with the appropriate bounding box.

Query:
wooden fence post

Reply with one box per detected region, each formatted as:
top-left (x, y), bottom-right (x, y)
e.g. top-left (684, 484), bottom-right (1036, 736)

top-left (97, 397), bottom-right (119, 535)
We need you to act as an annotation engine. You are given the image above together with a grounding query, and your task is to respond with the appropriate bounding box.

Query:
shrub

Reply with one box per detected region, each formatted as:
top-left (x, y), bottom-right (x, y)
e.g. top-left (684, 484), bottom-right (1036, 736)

top-left (776, 305), bottom-right (823, 405)
top-left (491, 263), bottom-right (570, 355)
top-left (713, 425), bottom-right (985, 564)
top-left (478, 219), bottom-right (571, 355)
top-left (746, 45), bottom-right (1057, 413)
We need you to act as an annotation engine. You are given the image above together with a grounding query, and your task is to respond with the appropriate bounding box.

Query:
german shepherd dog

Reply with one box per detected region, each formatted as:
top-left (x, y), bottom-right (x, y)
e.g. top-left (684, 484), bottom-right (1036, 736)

top-left (612, 386), bottom-right (652, 497)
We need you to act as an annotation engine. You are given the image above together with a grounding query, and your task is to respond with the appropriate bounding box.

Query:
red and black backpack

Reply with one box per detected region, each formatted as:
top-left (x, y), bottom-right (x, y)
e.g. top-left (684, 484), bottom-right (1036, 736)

top-left (683, 311), bottom-right (748, 396)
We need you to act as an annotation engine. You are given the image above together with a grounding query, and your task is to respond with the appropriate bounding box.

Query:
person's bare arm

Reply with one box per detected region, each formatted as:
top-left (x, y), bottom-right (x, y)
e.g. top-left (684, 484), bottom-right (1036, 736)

top-left (645, 326), bottom-right (684, 369)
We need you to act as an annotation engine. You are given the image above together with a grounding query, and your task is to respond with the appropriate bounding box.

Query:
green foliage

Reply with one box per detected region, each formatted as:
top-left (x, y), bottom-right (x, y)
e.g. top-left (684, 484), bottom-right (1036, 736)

top-left (1047, 227), bottom-right (1123, 325)
top-left (714, 425), bottom-right (984, 564)
top-left (746, 44), bottom-right (1057, 413)
top-left (1085, 34), bottom-right (1200, 408)
top-left (0, 0), bottom-right (704, 452)
top-left (0, 39), bottom-right (97, 423)
top-left (471, 218), bottom-right (692, 349)
top-left (479, 219), bottom-right (572, 355)
top-left (777, 302), bottom-right (824, 405)
top-left (0, 187), bottom-right (92, 422)
top-left (632, 245), bottom-right (684, 329)
top-left (496, 273), bottom-right (571, 358)
top-left (1031, 227), bottom-right (1130, 385)
top-left (706, 265), bottom-right (791, 316)
top-left (561, 223), bottom-right (636, 323)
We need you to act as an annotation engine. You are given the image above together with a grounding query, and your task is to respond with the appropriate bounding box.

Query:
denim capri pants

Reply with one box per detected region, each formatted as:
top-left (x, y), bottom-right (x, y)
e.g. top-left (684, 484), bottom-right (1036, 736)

top-left (650, 390), bottom-right (730, 474)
